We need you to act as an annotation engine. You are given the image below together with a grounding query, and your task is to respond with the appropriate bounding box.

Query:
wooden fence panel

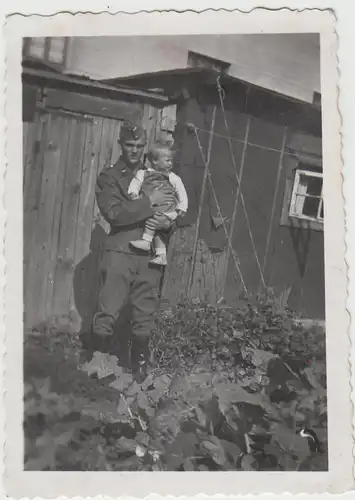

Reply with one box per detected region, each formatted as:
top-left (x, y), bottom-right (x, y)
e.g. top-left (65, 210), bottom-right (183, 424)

top-left (27, 115), bottom-right (64, 327)
top-left (52, 117), bottom-right (88, 322)
top-left (24, 97), bottom-right (173, 331)
top-left (161, 226), bottom-right (195, 304)
top-left (45, 116), bottom-right (74, 322)
top-left (24, 114), bottom-right (48, 327)
top-left (71, 117), bottom-right (107, 333)
top-left (161, 225), bottom-right (228, 306)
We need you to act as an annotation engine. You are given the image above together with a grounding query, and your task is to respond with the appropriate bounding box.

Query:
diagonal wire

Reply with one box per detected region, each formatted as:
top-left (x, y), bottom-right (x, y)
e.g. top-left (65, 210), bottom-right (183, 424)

top-left (216, 76), bottom-right (266, 289)
top-left (187, 106), bottom-right (217, 297)
top-left (259, 126), bottom-right (288, 292)
top-left (192, 126), bottom-right (248, 296)
top-left (221, 116), bottom-right (251, 298)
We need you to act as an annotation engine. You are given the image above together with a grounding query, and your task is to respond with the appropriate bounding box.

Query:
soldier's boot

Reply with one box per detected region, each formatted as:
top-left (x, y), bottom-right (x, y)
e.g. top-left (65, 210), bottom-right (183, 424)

top-left (131, 336), bottom-right (150, 383)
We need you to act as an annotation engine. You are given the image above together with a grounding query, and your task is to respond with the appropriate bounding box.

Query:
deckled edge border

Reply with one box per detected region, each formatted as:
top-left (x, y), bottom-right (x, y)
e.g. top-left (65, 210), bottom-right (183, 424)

top-left (2, 5), bottom-right (353, 499)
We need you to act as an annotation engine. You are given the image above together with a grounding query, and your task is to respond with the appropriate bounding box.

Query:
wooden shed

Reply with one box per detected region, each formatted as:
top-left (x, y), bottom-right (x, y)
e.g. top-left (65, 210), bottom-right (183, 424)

top-left (23, 62), bottom-right (176, 332)
top-left (109, 68), bottom-right (325, 319)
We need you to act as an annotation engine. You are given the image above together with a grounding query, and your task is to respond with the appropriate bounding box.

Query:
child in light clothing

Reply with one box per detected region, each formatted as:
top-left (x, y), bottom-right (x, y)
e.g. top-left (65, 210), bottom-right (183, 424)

top-left (128, 142), bottom-right (188, 266)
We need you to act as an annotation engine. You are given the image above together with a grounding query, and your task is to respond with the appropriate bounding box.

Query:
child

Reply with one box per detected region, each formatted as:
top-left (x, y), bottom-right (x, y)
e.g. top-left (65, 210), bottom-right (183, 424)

top-left (128, 141), bottom-right (188, 266)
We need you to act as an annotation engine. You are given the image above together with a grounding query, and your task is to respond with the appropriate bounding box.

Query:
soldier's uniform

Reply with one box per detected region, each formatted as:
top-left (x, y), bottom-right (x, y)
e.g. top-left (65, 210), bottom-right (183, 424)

top-left (92, 122), bottom-right (167, 375)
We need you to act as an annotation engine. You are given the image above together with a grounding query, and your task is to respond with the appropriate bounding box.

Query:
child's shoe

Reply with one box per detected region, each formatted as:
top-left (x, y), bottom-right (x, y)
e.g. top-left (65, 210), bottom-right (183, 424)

top-left (130, 239), bottom-right (151, 252)
top-left (150, 254), bottom-right (168, 266)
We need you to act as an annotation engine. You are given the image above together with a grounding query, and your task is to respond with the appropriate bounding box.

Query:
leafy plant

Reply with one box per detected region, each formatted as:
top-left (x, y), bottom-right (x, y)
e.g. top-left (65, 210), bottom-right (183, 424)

top-left (24, 298), bottom-right (327, 471)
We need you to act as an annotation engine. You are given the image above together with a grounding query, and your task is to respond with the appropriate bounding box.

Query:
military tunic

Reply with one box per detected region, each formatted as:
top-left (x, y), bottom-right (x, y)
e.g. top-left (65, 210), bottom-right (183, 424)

top-left (92, 158), bottom-right (166, 339)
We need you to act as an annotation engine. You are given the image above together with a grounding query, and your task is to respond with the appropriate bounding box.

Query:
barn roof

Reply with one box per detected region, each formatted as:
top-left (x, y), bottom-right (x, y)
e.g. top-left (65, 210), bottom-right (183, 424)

top-left (105, 68), bottom-right (322, 137)
top-left (103, 67), bottom-right (314, 105)
top-left (22, 60), bottom-right (170, 105)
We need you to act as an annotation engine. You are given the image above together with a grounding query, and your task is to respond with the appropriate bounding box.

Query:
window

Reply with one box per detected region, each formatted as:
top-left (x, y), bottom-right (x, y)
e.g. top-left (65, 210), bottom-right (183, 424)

top-left (280, 157), bottom-right (324, 232)
top-left (23, 37), bottom-right (69, 70)
top-left (289, 168), bottom-right (323, 223)
top-left (187, 50), bottom-right (231, 73)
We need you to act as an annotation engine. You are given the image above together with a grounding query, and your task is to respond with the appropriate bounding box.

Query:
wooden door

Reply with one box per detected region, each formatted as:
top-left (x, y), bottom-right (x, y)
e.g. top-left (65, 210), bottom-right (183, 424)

top-left (23, 109), bottom-right (124, 331)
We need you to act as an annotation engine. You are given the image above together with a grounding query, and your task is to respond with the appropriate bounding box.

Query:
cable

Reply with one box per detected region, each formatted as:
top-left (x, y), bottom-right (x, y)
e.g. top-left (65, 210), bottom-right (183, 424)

top-left (192, 125), bottom-right (248, 296)
top-left (221, 116), bottom-right (251, 298)
top-left (187, 106), bottom-right (216, 297)
top-left (216, 75), bottom-right (266, 289)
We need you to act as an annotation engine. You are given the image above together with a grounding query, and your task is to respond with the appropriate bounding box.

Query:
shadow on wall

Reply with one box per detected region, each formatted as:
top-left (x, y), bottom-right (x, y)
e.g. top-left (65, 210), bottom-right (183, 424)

top-left (72, 223), bottom-right (132, 368)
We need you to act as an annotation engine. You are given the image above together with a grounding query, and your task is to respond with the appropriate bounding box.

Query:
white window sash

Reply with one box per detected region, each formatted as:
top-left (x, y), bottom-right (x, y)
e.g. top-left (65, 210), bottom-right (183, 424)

top-left (289, 169), bottom-right (323, 223)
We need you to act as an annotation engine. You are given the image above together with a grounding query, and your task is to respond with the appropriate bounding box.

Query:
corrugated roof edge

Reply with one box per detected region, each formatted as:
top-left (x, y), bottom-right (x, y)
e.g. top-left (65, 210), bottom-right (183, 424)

top-left (102, 67), bottom-right (316, 107)
top-left (22, 62), bottom-right (170, 105)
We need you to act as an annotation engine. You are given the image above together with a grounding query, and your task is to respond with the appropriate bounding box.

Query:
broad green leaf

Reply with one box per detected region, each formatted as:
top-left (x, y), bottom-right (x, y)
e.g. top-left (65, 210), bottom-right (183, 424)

top-left (54, 429), bottom-right (75, 446)
top-left (249, 348), bottom-right (278, 369)
top-left (195, 406), bottom-right (207, 427)
top-left (214, 383), bottom-right (266, 412)
top-left (187, 372), bottom-right (213, 388)
top-left (116, 436), bottom-right (137, 452)
top-left (201, 437), bottom-right (227, 466)
top-left (168, 372), bottom-right (190, 398)
top-left (109, 373), bottom-right (134, 392)
top-left (270, 423), bottom-right (310, 460)
top-left (81, 351), bottom-right (120, 379)
top-left (141, 373), bottom-right (155, 390)
top-left (303, 366), bottom-right (326, 393)
top-left (125, 381), bottom-right (141, 396)
top-left (135, 432), bottom-right (150, 447)
top-left (147, 388), bottom-right (165, 403)
top-left (219, 439), bottom-right (243, 462)
top-left (240, 453), bottom-right (259, 470)
top-left (82, 400), bottom-right (123, 423)
top-left (116, 396), bottom-right (130, 417)
top-left (137, 392), bottom-right (153, 414)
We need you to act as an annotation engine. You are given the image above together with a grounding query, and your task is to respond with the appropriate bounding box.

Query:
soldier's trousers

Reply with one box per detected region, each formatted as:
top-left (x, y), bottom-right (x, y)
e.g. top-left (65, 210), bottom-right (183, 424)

top-left (92, 251), bottom-right (162, 338)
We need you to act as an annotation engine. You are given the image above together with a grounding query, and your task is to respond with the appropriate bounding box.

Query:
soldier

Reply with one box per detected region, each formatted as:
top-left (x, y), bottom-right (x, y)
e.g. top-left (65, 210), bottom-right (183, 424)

top-left (92, 121), bottom-right (175, 381)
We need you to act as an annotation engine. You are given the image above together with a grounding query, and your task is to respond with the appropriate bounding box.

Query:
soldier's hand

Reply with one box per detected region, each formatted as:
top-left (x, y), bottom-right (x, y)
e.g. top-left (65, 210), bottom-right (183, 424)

top-left (146, 212), bottom-right (172, 231)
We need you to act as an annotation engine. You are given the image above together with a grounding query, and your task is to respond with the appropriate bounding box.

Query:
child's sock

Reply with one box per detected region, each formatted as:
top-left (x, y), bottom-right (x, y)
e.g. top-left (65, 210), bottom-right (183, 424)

top-left (142, 230), bottom-right (154, 243)
top-left (150, 254), bottom-right (168, 266)
top-left (155, 247), bottom-right (166, 256)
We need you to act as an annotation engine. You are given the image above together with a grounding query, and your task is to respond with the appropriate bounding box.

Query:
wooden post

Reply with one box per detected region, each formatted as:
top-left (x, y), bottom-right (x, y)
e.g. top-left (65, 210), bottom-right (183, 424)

top-left (187, 105), bottom-right (217, 298)
top-left (259, 126), bottom-right (288, 293)
top-left (221, 116), bottom-right (251, 300)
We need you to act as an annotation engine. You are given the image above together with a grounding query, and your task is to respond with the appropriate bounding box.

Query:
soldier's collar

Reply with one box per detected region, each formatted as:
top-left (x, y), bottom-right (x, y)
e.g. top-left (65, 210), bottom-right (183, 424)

top-left (115, 159), bottom-right (142, 176)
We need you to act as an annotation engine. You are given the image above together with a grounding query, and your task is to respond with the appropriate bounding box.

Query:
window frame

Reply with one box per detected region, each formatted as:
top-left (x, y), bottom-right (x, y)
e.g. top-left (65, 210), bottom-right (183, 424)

top-left (23, 37), bottom-right (69, 71)
top-left (280, 154), bottom-right (324, 232)
top-left (289, 168), bottom-right (324, 224)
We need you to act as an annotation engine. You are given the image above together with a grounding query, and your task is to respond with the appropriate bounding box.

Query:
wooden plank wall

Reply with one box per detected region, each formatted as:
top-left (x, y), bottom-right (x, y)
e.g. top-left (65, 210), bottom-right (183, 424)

top-left (161, 225), bottom-right (227, 305)
top-left (23, 98), bottom-right (169, 332)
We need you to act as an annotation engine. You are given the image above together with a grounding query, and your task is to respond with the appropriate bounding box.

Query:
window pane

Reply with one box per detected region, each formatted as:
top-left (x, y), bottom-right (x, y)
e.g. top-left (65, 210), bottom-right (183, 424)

top-left (306, 175), bottom-right (322, 196)
top-left (320, 203), bottom-right (324, 219)
top-left (294, 194), bottom-right (306, 214)
top-left (28, 37), bottom-right (46, 59)
top-left (303, 197), bottom-right (320, 218)
top-left (48, 37), bottom-right (66, 64)
top-left (296, 174), bottom-right (308, 194)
